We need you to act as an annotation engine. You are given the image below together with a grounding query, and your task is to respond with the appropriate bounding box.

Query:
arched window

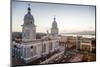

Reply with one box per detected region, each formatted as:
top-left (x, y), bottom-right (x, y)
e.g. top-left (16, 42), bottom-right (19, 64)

top-left (42, 44), bottom-right (46, 53)
top-left (31, 21), bottom-right (32, 24)
top-left (30, 46), bottom-right (37, 56)
top-left (49, 42), bottom-right (52, 50)
top-left (30, 46), bottom-right (33, 49)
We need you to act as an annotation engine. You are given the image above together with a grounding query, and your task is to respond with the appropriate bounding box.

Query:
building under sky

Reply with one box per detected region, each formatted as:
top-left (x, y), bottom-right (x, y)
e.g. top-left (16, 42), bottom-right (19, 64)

top-left (12, 1), bottom-right (96, 34)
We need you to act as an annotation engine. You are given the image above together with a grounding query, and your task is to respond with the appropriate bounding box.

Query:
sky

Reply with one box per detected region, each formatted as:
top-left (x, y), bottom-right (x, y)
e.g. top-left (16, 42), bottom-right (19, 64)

top-left (12, 1), bottom-right (96, 34)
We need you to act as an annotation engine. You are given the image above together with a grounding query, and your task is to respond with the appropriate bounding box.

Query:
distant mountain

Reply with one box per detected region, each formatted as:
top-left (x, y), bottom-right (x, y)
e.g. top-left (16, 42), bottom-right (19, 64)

top-left (62, 31), bottom-right (95, 35)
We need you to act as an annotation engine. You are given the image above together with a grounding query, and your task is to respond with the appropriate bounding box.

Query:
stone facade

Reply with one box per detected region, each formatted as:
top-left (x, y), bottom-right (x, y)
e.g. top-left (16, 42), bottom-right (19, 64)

top-left (12, 4), bottom-right (60, 63)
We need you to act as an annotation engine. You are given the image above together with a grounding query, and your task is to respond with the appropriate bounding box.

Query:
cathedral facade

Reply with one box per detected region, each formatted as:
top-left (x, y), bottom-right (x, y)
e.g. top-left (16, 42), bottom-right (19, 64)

top-left (12, 4), bottom-right (60, 63)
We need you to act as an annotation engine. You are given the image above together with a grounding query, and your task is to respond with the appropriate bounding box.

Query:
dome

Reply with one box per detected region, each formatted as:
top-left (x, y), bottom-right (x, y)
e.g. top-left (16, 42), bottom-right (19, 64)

top-left (24, 13), bottom-right (35, 25)
top-left (23, 4), bottom-right (35, 25)
top-left (24, 13), bottom-right (34, 20)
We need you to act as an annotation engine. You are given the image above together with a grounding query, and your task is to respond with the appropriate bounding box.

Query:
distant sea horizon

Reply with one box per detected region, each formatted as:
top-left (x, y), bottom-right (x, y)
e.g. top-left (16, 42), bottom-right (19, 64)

top-left (60, 33), bottom-right (95, 38)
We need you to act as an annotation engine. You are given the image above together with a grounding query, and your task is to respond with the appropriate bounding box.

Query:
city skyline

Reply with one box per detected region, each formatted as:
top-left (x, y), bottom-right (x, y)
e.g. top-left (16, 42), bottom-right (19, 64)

top-left (12, 1), bottom-right (96, 33)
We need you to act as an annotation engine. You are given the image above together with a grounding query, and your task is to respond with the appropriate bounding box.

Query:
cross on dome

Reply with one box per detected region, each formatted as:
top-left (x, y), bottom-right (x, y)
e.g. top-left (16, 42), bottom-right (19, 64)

top-left (28, 4), bottom-right (31, 14)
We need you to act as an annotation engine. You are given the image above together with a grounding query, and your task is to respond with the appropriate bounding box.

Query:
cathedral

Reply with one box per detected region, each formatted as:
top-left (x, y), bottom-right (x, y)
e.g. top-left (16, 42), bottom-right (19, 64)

top-left (12, 4), bottom-right (60, 63)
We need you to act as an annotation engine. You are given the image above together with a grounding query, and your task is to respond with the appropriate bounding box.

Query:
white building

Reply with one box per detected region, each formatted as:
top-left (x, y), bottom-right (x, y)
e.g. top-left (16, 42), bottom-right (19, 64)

top-left (12, 4), bottom-right (60, 63)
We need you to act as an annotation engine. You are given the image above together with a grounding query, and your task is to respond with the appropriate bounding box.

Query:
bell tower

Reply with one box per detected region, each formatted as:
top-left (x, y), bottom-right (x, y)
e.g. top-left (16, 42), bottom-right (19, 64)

top-left (22, 4), bottom-right (36, 42)
top-left (51, 16), bottom-right (59, 37)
